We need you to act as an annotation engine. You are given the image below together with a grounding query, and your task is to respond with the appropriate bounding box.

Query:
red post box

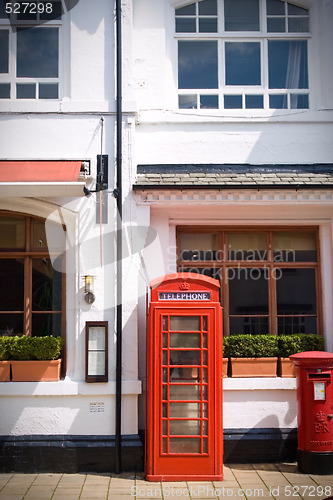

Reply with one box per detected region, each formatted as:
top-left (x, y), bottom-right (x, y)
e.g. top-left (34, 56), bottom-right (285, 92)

top-left (146, 273), bottom-right (223, 481)
top-left (290, 351), bottom-right (333, 474)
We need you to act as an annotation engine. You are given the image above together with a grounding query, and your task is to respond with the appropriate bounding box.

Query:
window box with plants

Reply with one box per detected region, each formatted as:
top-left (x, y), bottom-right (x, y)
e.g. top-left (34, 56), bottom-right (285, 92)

top-left (277, 334), bottom-right (325, 378)
top-left (0, 336), bottom-right (62, 382)
top-left (0, 336), bottom-right (11, 382)
top-left (223, 334), bottom-right (279, 377)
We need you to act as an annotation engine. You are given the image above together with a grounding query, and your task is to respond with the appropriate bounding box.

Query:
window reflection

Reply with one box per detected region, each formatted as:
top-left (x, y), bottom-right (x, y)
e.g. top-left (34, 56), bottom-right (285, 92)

top-left (178, 41), bottom-right (218, 89)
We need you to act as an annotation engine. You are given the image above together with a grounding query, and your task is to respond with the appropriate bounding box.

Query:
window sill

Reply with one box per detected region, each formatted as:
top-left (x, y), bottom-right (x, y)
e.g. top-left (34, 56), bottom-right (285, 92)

top-left (223, 377), bottom-right (296, 390)
top-left (137, 108), bottom-right (333, 124)
top-left (0, 379), bottom-right (142, 396)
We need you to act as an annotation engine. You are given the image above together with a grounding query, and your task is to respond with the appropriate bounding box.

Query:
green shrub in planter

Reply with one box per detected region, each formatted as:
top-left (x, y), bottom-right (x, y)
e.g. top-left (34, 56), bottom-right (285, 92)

top-left (278, 334), bottom-right (325, 358)
top-left (0, 336), bottom-right (13, 361)
top-left (9, 336), bottom-right (62, 361)
top-left (223, 334), bottom-right (278, 358)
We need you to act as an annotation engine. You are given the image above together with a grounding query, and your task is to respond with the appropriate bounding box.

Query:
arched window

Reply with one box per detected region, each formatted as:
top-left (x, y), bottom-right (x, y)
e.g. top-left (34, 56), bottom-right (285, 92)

top-left (175, 0), bottom-right (310, 110)
top-left (0, 213), bottom-right (65, 338)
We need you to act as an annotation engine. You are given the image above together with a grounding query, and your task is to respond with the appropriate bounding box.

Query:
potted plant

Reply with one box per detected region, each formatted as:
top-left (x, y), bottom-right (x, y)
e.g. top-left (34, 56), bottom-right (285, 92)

top-left (224, 334), bottom-right (279, 377)
top-left (278, 334), bottom-right (325, 377)
top-left (222, 338), bottom-right (229, 377)
top-left (0, 336), bottom-right (12, 382)
top-left (10, 336), bottom-right (62, 382)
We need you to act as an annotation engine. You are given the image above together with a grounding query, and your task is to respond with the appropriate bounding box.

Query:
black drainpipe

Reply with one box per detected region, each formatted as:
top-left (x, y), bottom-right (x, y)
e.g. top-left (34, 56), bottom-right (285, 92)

top-left (115, 0), bottom-right (122, 474)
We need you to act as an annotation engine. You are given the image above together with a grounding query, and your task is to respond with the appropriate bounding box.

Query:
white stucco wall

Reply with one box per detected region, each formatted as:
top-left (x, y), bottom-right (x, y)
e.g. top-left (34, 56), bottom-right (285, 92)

top-left (0, 0), bottom-right (140, 437)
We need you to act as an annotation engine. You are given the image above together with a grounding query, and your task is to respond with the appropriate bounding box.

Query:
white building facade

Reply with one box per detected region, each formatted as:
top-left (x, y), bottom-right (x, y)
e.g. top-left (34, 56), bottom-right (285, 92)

top-left (0, 0), bottom-right (332, 472)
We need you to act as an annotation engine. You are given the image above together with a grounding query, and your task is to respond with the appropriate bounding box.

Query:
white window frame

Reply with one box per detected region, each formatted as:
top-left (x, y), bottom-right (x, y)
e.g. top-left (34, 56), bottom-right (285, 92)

top-left (173, 0), bottom-right (312, 112)
top-left (0, 2), bottom-right (63, 100)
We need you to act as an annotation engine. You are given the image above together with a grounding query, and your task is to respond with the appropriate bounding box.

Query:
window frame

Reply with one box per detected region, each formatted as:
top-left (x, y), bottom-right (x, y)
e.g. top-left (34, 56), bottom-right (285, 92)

top-left (0, 211), bottom-right (66, 342)
top-left (177, 226), bottom-right (321, 336)
top-left (0, 3), bottom-right (63, 100)
top-left (174, 0), bottom-right (311, 111)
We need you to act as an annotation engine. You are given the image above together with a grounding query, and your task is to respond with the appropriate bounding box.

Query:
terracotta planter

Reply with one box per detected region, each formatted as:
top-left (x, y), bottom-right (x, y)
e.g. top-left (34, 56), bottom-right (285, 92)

top-left (11, 360), bottom-right (61, 382)
top-left (230, 357), bottom-right (278, 377)
top-left (0, 361), bottom-right (11, 382)
top-left (223, 358), bottom-right (229, 378)
top-left (278, 357), bottom-right (296, 378)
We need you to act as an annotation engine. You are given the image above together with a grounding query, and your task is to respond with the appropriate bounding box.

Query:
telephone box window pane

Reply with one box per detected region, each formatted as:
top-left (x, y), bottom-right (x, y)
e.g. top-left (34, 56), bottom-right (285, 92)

top-left (0, 30), bottom-right (9, 73)
top-left (170, 385), bottom-right (201, 401)
top-left (163, 316), bottom-right (168, 331)
top-left (203, 420), bottom-right (208, 435)
top-left (228, 268), bottom-right (269, 314)
top-left (17, 28), bottom-right (59, 78)
top-left (203, 438), bottom-right (208, 453)
top-left (170, 333), bottom-right (201, 348)
top-left (163, 403), bottom-right (168, 418)
top-left (225, 43), bottom-right (261, 85)
top-left (163, 368), bottom-right (168, 383)
top-left (179, 233), bottom-right (219, 261)
top-left (225, 0), bottom-right (260, 31)
top-left (273, 231), bottom-right (316, 262)
top-left (169, 420), bottom-right (201, 436)
top-left (276, 269), bottom-right (316, 315)
top-left (32, 313), bottom-right (61, 337)
top-left (0, 314), bottom-right (23, 336)
top-left (0, 259), bottom-right (24, 310)
top-left (163, 385), bottom-right (168, 400)
top-left (162, 420), bottom-right (167, 435)
top-left (277, 316), bottom-right (317, 335)
top-left (268, 41), bottom-right (308, 89)
top-left (170, 350), bottom-right (201, 366)
top-left (0, 84), bottom-right (10, 98)
top-left (230, 316), bottom-right (269, 335)
top-left (0, 217), bottom-right (25, 248)
top-left (162, 438), bottom-right (168, 453)
top-left (170, 316), bottom-right (201, 331)
top-left (169, 402), bottom-right (201, 418)
top-left (202, 368), bottom-right (208, 382)
top-left (17, 84), bottom-right (36, 99)
top-left (163, 333), bottom-right (167, 348)
top-left (169, 438), bottom-right (201, 454)
top-left (178, 41), bottom-right (218, 89)
top-left (228, 233), bottom-right (267, 260)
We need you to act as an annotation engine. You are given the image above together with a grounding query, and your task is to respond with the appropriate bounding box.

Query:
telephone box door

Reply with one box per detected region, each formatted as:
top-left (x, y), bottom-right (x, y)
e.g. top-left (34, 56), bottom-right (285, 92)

top-left (146, 274), bottom-right (223, 481)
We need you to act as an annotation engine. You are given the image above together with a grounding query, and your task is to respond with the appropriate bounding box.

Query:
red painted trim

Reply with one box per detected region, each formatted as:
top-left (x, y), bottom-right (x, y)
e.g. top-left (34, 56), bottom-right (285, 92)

top-left (0, 161), bottom-right (82, 182)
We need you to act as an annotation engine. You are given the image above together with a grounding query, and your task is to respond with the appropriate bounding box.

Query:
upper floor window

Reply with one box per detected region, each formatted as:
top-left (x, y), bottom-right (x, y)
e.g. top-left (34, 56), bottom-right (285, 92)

top-left (0, 1), bottom-right (62, 100)
top-left (175, 0), bottom-right (310, 110)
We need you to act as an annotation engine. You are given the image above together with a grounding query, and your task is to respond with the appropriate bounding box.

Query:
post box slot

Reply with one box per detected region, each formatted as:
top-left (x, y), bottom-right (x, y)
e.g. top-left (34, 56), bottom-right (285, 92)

top-left (308, 373), bottom-right (331, 380)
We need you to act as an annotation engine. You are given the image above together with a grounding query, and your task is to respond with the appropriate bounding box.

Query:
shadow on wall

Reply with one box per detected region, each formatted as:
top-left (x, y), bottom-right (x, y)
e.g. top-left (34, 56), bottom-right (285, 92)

top-left (224, 416), bottom-right (297, 464)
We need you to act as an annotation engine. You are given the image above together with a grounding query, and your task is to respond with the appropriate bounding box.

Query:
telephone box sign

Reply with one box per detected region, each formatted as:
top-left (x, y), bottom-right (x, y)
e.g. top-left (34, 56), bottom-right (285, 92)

top-left (146, 273), bottom-right (223, 482)
top-left (159, 291), bottom-right (211, 301)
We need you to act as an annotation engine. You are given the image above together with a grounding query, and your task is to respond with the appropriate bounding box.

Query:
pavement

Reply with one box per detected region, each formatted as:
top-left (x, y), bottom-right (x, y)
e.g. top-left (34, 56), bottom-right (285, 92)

top-left (0, 463), bottom-right (333, 500)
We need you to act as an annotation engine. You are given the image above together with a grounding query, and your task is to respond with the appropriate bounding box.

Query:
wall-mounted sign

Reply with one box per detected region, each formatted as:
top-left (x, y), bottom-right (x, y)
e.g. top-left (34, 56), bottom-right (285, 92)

top-left (159, 291), bottom-right (211, 301)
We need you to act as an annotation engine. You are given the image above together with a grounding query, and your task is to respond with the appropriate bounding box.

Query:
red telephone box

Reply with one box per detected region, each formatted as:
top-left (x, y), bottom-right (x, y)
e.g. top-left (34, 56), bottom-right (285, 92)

top-left (290, 351), bottom-right (333, 474)
top-left (146, 273), bottom-right (223, 481)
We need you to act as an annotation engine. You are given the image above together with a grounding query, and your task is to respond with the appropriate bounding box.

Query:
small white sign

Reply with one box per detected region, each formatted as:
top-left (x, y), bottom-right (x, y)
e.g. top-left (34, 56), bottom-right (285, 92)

top-left (314, 382), bottom-right (326, 400)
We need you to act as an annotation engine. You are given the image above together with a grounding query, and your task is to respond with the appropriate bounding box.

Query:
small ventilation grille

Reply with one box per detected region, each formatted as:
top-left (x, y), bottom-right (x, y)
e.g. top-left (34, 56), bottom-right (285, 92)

top-left (89, 402), bottom-right (105, 413)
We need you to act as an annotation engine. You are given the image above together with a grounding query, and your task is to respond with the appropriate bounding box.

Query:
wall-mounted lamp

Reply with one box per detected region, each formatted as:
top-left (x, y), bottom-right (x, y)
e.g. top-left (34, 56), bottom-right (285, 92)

top-left (84, 275), bottom-right (95, 304)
